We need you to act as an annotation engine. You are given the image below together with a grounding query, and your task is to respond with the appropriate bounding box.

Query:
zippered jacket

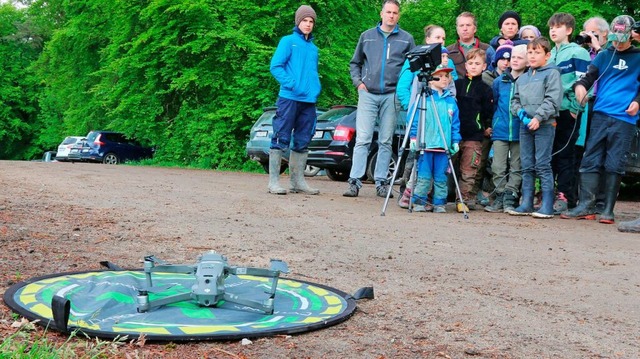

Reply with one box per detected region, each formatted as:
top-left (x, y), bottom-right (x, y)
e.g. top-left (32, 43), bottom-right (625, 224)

top-left (576, 46), bottom-right (640, 125)
top-left (407, 86), bottom-right (461, 151)
top-left (349, 23), bottom-right (415, 94)
top-left (511, 64), bottom-right (562, 125)
top-left (492, 70), bottom-right (520, 141)
top-left (455, 75), bottom-right (494, 141)
top-left (270, 27), bottom-right (321, 103)
top-left (549, 42), bottom-right (591, 113)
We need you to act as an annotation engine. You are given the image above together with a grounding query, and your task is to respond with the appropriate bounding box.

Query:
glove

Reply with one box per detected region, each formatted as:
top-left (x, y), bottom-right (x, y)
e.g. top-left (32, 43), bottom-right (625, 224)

top-left (518, 109), bottom-right (532, 125)
top-left (449, 143), bottom-right (459, 155)
top-left (409, 137), bottom-right (417, 151)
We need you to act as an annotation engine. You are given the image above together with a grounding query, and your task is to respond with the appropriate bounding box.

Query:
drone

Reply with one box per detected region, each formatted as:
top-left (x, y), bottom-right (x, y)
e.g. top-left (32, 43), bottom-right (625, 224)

top-left (135, 251), bottom-right (289, 315)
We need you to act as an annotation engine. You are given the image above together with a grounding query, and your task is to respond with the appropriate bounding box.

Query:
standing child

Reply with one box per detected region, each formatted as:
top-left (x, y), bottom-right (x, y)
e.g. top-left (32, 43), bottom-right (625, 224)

top-left (454, 48), bottom-right (494, 212)
top-left (507, 37), bottom-right (563, 218)
top-left (548, 13), bottom-right (592, 213)
top-left (485, 44), bottom-right (528, 213)
top-left (407, 64), bottom-right (461, 213)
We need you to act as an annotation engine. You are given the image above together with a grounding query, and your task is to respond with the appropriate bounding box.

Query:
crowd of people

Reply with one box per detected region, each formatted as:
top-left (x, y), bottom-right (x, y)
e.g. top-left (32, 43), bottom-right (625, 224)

top-left (266, 1), bottom-right (640, 233)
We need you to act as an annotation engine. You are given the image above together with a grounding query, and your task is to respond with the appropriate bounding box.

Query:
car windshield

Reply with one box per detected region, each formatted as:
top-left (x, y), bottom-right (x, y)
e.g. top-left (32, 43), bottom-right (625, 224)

top-left (62, 137), bottom-right (81, 145)
top-left (317, 107), bottom-right (356, 123)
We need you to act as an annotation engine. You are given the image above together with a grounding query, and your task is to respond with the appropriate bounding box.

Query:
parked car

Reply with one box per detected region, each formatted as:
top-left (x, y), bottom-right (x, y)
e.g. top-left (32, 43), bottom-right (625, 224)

top-left (69, 131), bottom-right (153, 164)
top-left (245, 107), bottom-right (326, 176)
top-left (624, 123), bottom-right (640, 183)
top-left (306, 106), bottom-right (407, 182)
top-left (55, 136), bottom-right (85, 161)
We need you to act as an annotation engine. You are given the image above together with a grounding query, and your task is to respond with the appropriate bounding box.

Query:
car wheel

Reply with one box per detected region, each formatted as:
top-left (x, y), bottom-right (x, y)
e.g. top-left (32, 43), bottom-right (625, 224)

top-left (366, 150), bottom-right (400, 183)
top-left (304, 165), bottom-right (321, 177)
top-left (326, 169), bottom-right (349, 181)
top-left (103, 153), bottom-right (120, 165)
top-left (260, 161), bottom-right (287, 174)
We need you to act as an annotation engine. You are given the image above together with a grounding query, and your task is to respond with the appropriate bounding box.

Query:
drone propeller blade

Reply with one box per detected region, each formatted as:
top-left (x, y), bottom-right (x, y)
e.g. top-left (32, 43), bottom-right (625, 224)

top-left (270, 259), bottom-right (289, 274)
top-left (138, 284), bottom-right (175, 294)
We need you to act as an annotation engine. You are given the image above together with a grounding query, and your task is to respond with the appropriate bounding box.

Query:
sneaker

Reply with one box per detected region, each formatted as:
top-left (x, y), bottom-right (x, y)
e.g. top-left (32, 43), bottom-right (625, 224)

top-left (398, 188), bottom-right (411, 208)
top-left (376, 185), bottom-right (393, 198)
top-left (476, 192), bottom-right (490, 207)
top-left (553, 192), bottom-right (568, 215)
top-left (413, 205), bottom-right (427, 212)
top-left (343, 179), bottom-right (360, 197)
top-left (433, 205), bottom-right (446, 213)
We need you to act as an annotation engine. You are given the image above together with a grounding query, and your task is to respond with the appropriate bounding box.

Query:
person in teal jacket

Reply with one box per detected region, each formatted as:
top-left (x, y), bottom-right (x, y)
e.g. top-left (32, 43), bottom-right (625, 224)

top-left (268, 5), bottom-right (321, 195)
top-left (404, 64), bottom-right (461, 213)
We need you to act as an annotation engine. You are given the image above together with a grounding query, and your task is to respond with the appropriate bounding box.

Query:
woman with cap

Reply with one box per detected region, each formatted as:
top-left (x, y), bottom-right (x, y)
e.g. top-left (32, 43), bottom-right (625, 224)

top-left (268, 5), bottom-right (321, 195)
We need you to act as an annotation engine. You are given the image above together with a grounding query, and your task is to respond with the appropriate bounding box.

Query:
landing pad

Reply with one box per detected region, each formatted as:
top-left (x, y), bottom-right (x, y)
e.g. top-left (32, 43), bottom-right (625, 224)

top-left (3, 270), bottom-right (356, 341)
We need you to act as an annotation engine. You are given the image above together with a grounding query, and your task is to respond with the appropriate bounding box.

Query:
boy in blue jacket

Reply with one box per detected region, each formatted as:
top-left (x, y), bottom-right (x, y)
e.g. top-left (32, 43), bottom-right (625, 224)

top-left (269, 5), bottom-right (321, 195)
top-left (407, 64), bottom-right (461, 213)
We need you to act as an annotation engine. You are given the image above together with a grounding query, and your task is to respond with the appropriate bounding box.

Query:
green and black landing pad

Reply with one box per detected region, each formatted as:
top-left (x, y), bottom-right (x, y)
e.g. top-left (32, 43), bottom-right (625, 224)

top-left (3, 269), bottom-right (372, 341)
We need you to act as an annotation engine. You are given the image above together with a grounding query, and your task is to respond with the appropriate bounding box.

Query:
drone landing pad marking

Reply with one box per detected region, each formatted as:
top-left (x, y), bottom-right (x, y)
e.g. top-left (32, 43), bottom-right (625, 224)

top-left (3, 270), bottom-right (356, 341)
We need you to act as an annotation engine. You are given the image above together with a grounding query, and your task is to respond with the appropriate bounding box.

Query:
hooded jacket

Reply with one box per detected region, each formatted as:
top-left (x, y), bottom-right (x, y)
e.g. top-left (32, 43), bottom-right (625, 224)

top-left (407, 86), bottom-right (461, 151)
top-left (349, 23), bottom-right (415, 94)
top-left (511, 64), bottom-right (562, 125)
top-left (270, 27), bottom-right (321, 103)
top-left (492, 70), bottom-right (520, 141)
top-left (549, 42), bottom-right (591, 113)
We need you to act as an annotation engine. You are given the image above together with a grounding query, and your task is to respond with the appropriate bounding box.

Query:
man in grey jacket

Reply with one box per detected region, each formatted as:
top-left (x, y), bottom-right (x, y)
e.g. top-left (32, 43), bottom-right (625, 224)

top-left (343, 0), bottom-right (415, 198)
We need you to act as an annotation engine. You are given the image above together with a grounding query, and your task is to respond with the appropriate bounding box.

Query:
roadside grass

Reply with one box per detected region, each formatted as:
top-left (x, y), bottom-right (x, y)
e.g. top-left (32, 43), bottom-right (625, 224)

top-left (0, 321), bottom-right (128, 359)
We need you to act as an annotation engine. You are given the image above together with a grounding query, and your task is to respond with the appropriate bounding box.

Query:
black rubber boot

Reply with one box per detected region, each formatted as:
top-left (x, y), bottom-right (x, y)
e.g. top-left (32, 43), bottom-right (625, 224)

top-left (598, 173), bottom-right (622, 224)
top-left (560, 172), bottom-right (599, 220)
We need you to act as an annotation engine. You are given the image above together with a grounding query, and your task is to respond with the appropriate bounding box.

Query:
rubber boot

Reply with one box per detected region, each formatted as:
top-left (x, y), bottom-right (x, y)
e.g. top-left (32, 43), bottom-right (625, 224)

top-left (560, 172), bottom-right (599, 220)
top-left (618, 217), bottom-right (640, 233)
top-left (532, 190), bottom-right (554, 219)
top-left (507, 172), bottom-right (534, 216)
top-left (289, 151), bottom-right (319, 195)
top-left (598, 173), bottom-right (621, 224)
top-left (484, 193), bottom-right (504, 213)
top-left (268, 149), bottom-right (287, 195)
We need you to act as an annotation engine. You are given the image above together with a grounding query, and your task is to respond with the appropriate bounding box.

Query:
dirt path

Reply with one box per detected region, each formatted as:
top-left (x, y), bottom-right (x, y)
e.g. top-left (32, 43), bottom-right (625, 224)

top-left (1, 160), bottom-right (639, 358)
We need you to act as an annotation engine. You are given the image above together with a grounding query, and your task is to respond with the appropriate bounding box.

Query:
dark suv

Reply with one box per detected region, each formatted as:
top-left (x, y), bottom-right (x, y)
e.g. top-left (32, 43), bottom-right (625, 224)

top-left (70, 131), bottom-right (154, 164)
top-left (306, 106), bottom-right (407, 182)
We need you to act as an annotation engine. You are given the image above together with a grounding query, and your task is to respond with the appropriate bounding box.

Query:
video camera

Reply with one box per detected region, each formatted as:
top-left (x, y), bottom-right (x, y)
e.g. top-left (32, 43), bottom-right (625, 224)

top-left (406, 43), bottom-right (442, 73)
top-left (574, 32), bottom-right (598, 45)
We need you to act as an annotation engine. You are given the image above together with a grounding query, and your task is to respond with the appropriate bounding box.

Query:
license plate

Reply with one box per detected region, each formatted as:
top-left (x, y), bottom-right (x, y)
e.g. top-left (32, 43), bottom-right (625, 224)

top-left (313, 131), bottom-right (323, 139)
top-left (255, 131), bottom-right (268, 137)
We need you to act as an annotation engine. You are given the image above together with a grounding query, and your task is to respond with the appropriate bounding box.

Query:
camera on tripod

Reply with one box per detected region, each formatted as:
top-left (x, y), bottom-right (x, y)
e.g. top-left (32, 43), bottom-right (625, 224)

top-left (574, 32), bottom-right (598, 45)
top-left (406, 43), bottom-right (442, 73)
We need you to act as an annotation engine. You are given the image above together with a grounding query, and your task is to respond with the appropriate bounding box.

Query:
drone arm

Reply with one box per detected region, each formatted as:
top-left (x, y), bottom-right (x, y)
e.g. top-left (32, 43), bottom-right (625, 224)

top-left (223, 292), bottom-right (274, 315)
top-left (136, 292), bottom-right (192, 313)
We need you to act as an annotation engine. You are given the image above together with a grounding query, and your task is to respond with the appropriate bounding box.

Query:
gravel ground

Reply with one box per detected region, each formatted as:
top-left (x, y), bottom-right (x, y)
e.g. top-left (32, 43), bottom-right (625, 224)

top-left (1, 160), bottom-right (639, 358)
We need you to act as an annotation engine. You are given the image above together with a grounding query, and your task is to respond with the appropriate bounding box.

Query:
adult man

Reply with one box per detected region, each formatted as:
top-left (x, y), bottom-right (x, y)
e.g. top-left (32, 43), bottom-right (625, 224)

top-left (268, 5), bottom-right (321, 195)
top-left (581, 17), bottom-right (610, 58)
top-left (561, 15), bottom-right (640, 224)
top-left (446, 12), bottom-right (495, 79)
top-left (344, 0), bottom-right (415, 198)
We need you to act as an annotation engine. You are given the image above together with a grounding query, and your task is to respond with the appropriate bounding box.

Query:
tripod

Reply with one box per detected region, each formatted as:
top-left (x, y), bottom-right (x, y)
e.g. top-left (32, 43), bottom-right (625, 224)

top-left (381, 71), bottom-right (468, 219)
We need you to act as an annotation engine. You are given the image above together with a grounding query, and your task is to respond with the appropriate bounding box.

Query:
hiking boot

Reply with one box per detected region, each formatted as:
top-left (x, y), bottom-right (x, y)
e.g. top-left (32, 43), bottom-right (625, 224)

top-left (376, 184), bottom-right (393, 198)
top-left (433, 205), bottom-right (446, 213)
top-left (343, 178), bottom-right (361, 197)
top-left (484, 193), bottom-right (504, 213)
top-left (553, 192), bottom-right (568, 215)
top-left (476, 191), bottom-right (490, 207)
top-left (502, 191), bottom-right (518, 213)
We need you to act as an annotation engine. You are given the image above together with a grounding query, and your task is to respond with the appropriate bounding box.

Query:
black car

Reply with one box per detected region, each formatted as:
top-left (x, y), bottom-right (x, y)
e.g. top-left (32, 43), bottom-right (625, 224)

top-left (306, 106), bottom-right (407, 182)
top-left (69, 131), bottom-right (154, 164)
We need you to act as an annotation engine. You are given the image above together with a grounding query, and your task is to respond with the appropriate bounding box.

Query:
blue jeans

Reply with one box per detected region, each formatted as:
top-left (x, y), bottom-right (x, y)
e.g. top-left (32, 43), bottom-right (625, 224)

top-left (579, 112), bottom-right (635, 175)
top-left (520, 122), bottom-right (555, 194)
top-left (271, 97), bottom-right (317, 152)
top-left (349, 90), bottom-right (399, 185)
top-left (413, 151), bottom-right (449, 205)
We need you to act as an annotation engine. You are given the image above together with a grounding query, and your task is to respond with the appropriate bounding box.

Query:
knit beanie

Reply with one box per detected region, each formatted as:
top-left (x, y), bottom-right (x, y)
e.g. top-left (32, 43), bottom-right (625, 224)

top-left (493, 40), bottom-right (514, 65)
top-left (295, 5), bottom-right (316, 26)
top-left (498, 11), bottom-right (521, 29)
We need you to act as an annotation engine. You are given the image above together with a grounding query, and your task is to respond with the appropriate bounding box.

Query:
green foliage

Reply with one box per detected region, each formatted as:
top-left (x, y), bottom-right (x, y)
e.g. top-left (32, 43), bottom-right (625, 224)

top-left (1, 0), bottom-right (638, 166)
